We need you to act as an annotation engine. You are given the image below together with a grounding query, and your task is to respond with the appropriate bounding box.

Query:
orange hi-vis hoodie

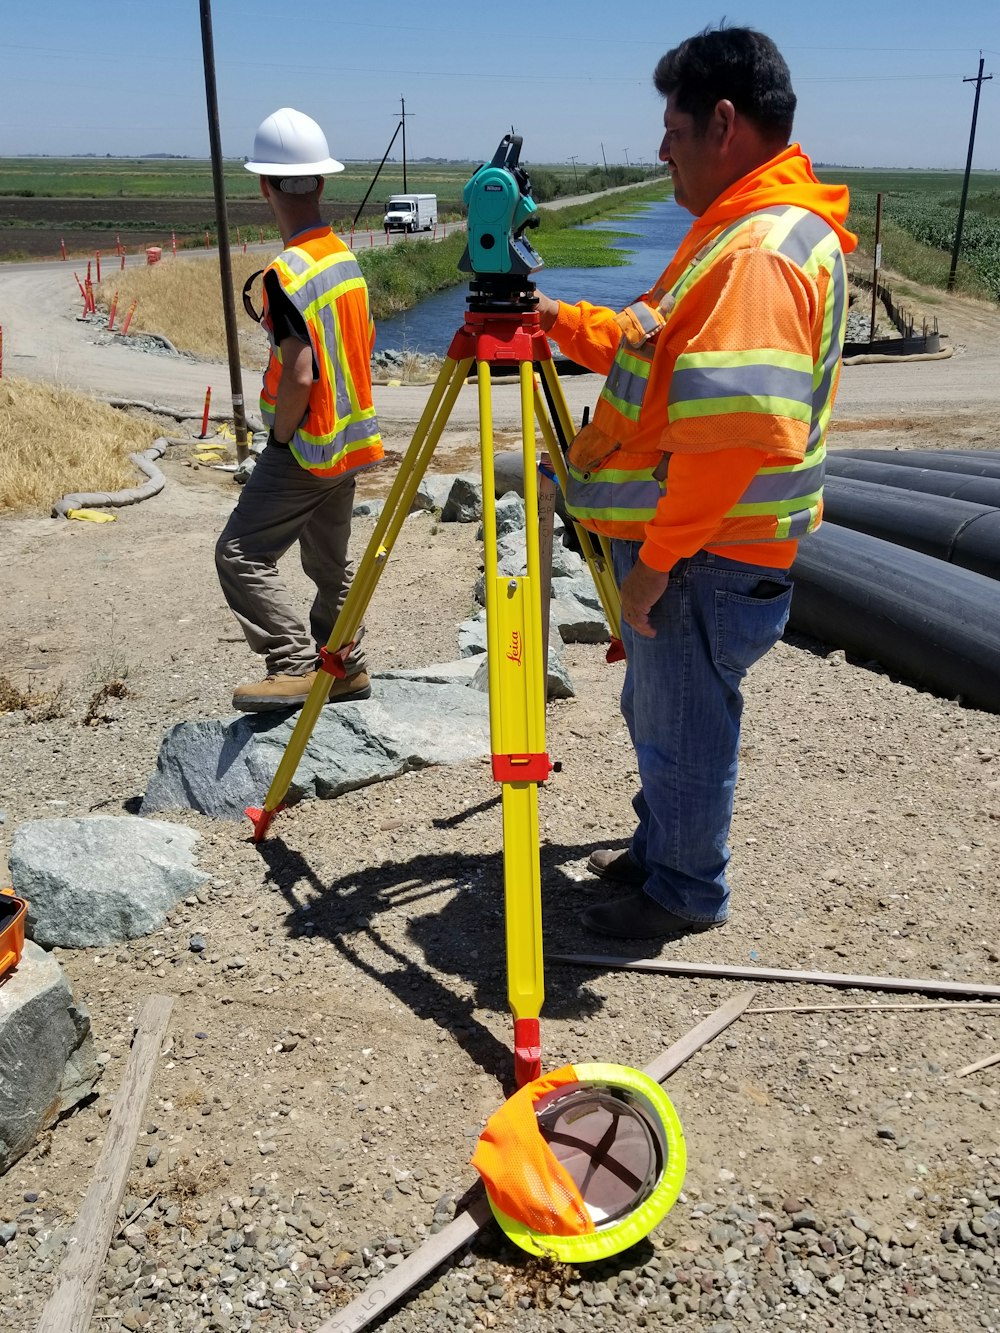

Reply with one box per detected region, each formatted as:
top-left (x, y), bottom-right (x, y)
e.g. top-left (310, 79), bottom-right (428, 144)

top-left (548, 145), bottom-right (857, 572)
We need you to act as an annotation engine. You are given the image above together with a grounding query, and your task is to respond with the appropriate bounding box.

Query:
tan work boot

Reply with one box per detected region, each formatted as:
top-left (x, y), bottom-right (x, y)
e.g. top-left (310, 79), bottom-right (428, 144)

top-left (324, 669), bottom-right (371, 704)
top-left (232, 672), bottom-right (318, 713)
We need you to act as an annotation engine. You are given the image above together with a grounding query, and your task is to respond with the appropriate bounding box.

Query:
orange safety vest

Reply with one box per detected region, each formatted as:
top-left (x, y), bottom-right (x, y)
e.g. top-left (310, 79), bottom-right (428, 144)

top-left (260, 226), bottom-right (383, 479)
top-left (563, 148), bottom-right (855, 546)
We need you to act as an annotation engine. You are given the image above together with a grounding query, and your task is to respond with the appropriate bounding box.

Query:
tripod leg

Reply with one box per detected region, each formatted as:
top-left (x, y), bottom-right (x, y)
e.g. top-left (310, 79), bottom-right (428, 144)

top-left (534, 361), bottom-right (623, 645)
top-left (247, 355), bottom-right (474, 840)
top-left (481, 360), bottom-right (548, 1086)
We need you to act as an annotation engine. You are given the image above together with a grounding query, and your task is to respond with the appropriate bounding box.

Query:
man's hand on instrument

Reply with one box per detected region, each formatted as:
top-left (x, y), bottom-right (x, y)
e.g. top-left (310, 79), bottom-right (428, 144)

top-left (535, 291), bottom-right (559, 332)
top-left (620, 558), bottom-right (669, 638)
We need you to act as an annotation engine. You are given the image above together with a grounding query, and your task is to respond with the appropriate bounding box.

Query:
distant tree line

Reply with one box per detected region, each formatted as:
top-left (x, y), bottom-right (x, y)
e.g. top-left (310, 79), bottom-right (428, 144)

top-left (528, 164), bottom-right (661, 202)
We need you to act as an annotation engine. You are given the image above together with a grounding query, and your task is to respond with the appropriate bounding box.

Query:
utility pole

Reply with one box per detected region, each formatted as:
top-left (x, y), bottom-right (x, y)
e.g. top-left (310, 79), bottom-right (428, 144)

top-left (198, 0), bottom-right (248, 463)
top-left (600, 142), bottom-right (608, 179)
top-left (623, 148), bottom-right (630, 168)
top-left (568, 155), bottom-right (579, 189)
top-left (948, 54), bottom-right (992, 291)
top-left (399, 95), bottom-right (414, 192)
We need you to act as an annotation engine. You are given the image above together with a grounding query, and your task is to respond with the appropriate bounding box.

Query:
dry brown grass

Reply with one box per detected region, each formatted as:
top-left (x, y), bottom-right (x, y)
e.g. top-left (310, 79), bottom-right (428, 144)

top-left (0, 377), bottom-right (158, 515)
top-left (98, 253), bottom-right (269, 363)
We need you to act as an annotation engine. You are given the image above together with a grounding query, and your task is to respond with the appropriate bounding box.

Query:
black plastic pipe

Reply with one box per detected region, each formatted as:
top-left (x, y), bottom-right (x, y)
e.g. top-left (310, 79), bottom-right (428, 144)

top-left (826, 455), bottom-right (1000, 508)
top-left (831, 449), bottom-right (1000, 479)
top-left (789, 524), bottom-right (1000, 713)
top-left (822, 476), bottom-right (1000, 579)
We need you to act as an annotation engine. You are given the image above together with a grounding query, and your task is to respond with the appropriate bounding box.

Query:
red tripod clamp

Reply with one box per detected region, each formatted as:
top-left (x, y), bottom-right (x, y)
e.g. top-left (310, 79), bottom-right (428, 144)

top-left (318, 644), bottom-right (356, 680)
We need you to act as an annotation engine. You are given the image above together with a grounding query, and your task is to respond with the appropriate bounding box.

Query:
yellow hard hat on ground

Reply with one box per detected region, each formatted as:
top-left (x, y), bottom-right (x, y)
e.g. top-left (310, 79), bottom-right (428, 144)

top-left (472, 1062), bottom-right (685, 1262)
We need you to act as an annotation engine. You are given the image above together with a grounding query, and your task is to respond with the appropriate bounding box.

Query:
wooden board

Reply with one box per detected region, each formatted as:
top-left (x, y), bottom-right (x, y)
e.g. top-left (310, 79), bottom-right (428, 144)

top-left (35, 994), bottom-right (174, 1333)
top-left (550, 953), bottom-right (1000, 1000)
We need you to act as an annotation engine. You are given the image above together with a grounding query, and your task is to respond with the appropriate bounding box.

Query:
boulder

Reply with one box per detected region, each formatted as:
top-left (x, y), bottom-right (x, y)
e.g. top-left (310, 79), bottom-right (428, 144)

top-left (441, 474), bottom-right (483, 523)
top-left (0, 941), bottom-right (100, 1174)
top-left (9, 816), bottom-right (208, 949)
top-left (470, 646), bottom-right (575, 702)
top-left (457, 611), bottom-right (488, 658)
top-left (551, 590), bottom-right (610, 644)
top-left (475, 491), bottom-right (526, 542)
top-left (352, 497), bottom-right (385, 518)
top-left (412, 474), bottom-right (456, 514)
top-left (141, 678), bottom-right (489, 821)
top-left (376, 661), bottom-right (481, 685)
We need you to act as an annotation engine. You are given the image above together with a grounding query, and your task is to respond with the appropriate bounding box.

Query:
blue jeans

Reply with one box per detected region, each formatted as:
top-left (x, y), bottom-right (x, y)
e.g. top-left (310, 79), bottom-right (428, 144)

top-left (612, 542), bottom-right (793, 924)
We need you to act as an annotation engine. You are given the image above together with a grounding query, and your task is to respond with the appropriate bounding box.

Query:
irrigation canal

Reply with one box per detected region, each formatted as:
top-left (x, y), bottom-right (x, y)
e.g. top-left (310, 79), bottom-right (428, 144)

top-left (376, 197), bottom-right (691, 355)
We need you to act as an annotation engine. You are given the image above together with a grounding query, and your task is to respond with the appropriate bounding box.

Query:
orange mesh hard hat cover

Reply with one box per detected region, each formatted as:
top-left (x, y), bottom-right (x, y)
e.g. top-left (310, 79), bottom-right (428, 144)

top-left (471, 1065), bottom-right (595, 1237)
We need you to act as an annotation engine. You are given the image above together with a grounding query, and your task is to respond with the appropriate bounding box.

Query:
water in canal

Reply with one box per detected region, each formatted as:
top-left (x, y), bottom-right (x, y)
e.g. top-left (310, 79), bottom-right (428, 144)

top-left (375, 196), bottom-right (692, 355)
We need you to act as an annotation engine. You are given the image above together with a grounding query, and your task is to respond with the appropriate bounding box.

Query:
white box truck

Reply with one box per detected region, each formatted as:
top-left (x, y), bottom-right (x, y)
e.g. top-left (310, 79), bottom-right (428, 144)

top-left (383, 193), bottom-right (437, 234)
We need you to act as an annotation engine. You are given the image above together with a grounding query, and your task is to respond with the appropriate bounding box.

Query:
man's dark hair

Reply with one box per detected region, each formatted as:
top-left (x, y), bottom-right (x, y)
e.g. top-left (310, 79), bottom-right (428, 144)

top-left (653, 25), bottom-right (796, 140)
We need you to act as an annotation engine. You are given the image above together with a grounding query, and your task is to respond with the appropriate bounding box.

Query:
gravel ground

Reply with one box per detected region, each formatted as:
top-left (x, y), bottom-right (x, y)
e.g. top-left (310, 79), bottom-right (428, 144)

top-left (1, 285), bottom-right (1000, 1332)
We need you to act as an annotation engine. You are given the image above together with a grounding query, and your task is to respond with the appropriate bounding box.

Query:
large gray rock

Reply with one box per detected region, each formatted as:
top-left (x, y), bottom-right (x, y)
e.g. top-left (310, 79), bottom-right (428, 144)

top-left (141, 678), bottom-right (490, 821)
top-left (551, 590), bottom-right (610, 644)
top-left (411, 474), bottom-right (455, 514)
top-left (352, 497), bottom-right (385, 518)
top-left (0, 941), bottom-right (100, 1174)
top-left (457, 611), bottom-right (488, 658)
top-left (476, 491), bottom-right (526, 542)
top-left (470, 645), bottom-right (575, 701)
top-left (376, 661), bottom-right (481, 685)
top-left (494, 450), bottom-right (570, 524)
top-left (9, 817), bottom-right (208, 949)
top-left (441, 474), bottom-right (483, 524)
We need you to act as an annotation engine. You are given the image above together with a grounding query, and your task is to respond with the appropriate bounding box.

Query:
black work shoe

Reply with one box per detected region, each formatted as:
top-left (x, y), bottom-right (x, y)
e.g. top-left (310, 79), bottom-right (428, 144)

top-left (581, 891), bottom-right (726, 942)
top-left (586, 848), bottom-right (647, 886)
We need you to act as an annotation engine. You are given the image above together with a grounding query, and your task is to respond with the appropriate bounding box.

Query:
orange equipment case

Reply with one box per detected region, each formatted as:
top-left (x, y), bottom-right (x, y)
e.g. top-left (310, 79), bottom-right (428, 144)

top-left (0, 888), bottom-right (27, 981)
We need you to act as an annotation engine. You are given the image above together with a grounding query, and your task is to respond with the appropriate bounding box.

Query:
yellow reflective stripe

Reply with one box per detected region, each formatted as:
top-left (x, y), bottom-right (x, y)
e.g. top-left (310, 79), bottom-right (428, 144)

top-left (675, 347), bottom-right (814, 375)
top-left (728, 491), bottom-right (823, 517)
top-left (278, 247), bottom-right (360, 296)
top-left (757, 442), bottom-right (826, 475)
top-left (757, 205), bottom-right (805, 253)
top-left (599, 386), bottom-right (642, 422)
top-left (669, 395), bottom-right (813, 424)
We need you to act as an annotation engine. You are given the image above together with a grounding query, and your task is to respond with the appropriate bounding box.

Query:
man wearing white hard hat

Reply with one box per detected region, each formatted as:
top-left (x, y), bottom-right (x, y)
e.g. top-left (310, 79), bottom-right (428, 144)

top-left (216, 107), bottom-right (383, 712)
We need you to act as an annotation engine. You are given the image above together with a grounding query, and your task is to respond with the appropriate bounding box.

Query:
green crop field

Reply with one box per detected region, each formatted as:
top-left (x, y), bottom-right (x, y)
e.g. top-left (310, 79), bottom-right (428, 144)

top-left (0, 156), bottom-right (627, 203)
top-left (817, 166), bottom-right (1000, 302)
top-left (0, 156), bottom-right (655, 260)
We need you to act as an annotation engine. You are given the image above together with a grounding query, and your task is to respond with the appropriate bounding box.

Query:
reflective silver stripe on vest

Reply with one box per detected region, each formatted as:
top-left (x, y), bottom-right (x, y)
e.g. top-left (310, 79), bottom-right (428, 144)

top-left (604, 355), bottom-right (651, 410)
top-left (623, 301), bottom-right (662, 336)
top-left (291, 414), bottom-right (382, 467)
top-left (669, 361), bottom-right (815, 412)
top-left (565, 465), bottom-right (663, 520)
top-left (736, 452), bottom-right (825, 505)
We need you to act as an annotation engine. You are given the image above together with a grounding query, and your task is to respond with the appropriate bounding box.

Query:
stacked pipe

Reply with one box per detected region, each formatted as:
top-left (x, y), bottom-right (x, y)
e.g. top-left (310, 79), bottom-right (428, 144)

top-left (789, 449), bottom-right (1000, 714)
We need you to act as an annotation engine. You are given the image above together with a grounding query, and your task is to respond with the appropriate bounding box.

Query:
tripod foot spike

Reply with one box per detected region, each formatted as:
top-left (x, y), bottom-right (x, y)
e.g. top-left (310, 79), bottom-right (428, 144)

top-left (246, 805), bottom-right (282, 842)
top-left (513, 1018), bottom-right (541, 1087)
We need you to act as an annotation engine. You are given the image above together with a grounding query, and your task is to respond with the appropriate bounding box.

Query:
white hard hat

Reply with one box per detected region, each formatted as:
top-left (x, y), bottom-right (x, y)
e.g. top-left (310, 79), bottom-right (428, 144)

top-left (244, 107), bottom-right (344, 176)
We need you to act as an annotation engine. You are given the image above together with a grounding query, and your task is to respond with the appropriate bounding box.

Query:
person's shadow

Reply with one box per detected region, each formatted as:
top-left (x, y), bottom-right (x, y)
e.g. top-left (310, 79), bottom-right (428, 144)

top-left (254, 809), bottom-right (629, 1093)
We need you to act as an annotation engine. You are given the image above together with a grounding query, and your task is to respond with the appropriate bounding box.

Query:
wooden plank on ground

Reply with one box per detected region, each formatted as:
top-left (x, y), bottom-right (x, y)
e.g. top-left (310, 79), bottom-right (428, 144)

top-left (955, 1049), bottom-right (1000, 1078)
top-left (35, 994), bottom-right (174, 1333)
top-left (313, 989), bottom-right (754, 1333)
top-left (550, 954), bottom-right (1000, 1000)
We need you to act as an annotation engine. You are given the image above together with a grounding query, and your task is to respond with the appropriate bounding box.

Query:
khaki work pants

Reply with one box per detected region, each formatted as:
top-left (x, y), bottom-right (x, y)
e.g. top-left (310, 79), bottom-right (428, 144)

top-left (215, 444), bottom-right (366, 677)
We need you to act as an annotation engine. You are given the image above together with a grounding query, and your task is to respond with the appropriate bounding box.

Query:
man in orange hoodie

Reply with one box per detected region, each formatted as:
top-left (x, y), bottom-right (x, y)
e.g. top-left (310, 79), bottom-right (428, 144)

top-left (536, 26), bottom-right (856, 940)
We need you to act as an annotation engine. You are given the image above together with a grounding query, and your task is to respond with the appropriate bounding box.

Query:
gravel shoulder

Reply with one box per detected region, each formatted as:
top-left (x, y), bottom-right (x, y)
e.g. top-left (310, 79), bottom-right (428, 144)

top-left (0, 271), bottom-right (999, 1332)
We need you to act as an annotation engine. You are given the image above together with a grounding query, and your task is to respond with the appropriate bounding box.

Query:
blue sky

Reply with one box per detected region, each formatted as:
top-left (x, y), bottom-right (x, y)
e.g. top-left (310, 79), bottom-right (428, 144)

top-left (1, 2), bottom-right (998, 171)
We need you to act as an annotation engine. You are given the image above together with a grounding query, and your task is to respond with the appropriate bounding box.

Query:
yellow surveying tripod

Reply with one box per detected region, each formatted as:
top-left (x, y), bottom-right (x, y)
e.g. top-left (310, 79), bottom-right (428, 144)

top-left (247, 140), bottom-right (622, 1087)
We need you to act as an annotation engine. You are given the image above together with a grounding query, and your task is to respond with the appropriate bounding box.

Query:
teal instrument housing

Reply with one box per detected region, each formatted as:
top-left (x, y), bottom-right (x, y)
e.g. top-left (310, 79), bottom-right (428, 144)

top-left (460, 135), bottom-right (544, 278)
